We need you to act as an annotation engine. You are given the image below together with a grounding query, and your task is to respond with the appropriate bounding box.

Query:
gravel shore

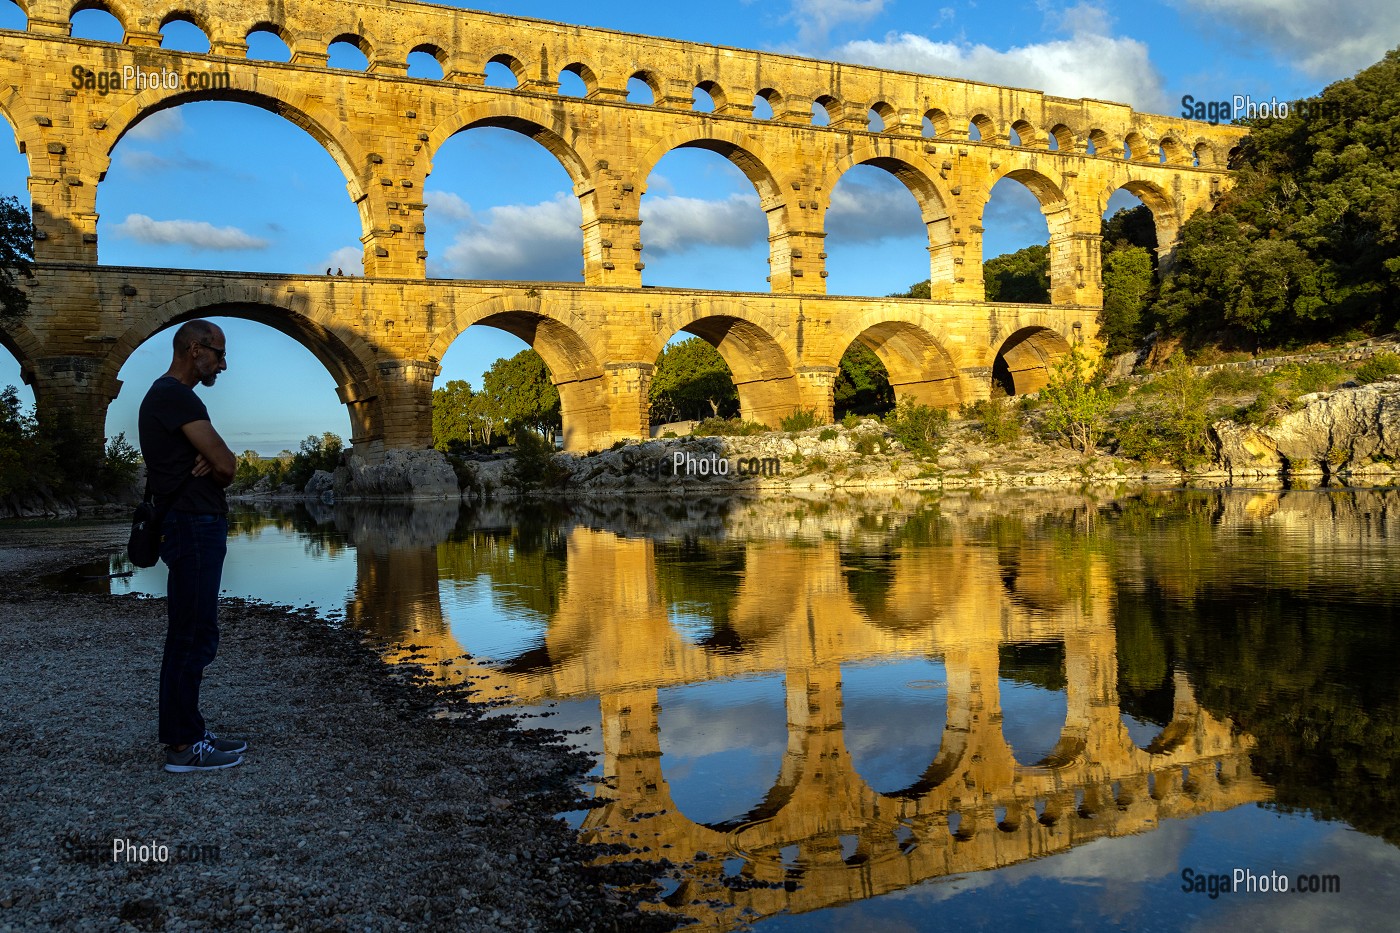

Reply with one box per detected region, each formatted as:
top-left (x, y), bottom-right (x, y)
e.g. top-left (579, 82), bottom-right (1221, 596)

top-left (0, 523), bottom-right (677, 932)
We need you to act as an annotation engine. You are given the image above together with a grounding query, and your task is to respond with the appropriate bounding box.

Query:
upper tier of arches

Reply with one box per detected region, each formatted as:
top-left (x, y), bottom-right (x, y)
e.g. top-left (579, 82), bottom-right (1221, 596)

top-left (17, 0), bottom-right (1244, 167)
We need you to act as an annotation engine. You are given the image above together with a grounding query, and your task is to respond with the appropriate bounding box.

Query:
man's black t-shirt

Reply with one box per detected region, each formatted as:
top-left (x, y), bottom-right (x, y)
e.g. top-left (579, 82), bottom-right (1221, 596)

top-left (138, 376), bottom-right (228, 514)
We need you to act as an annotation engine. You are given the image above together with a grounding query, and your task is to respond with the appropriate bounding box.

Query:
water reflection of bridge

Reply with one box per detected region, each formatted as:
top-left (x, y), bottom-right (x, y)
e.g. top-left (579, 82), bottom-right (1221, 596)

top-left (339, 502), bottom-right (1268, 929)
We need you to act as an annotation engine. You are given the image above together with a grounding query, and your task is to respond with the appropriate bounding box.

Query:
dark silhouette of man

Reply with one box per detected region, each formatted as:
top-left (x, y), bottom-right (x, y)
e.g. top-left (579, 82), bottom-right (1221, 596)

top-left (138, 320), bottom-right (244, 772)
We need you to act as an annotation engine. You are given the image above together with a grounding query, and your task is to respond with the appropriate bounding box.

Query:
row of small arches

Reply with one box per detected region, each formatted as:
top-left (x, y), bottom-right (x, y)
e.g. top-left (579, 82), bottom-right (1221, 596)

top-left (50, 3), bottom-right (1228, 169)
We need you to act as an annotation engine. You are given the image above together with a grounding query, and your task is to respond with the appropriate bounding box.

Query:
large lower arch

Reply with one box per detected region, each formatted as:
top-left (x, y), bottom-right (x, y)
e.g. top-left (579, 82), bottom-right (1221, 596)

top-left (837, 320), bottom-right (962, 409)
top-left (104, 286), bottom-right (383, 448)
top-left (105, 77), bottom-right (367, 203)
top-left (429, 298), bottom-right (608, 452)
top-left (654, 314), bottom-right (799, 427)
top-left (992, 325), bottom-right (1072, 396)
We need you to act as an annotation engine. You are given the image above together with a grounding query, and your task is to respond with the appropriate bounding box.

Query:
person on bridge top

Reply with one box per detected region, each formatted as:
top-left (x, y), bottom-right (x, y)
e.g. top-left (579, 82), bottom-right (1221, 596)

top-left (137, 319), bottom-right (244, 773)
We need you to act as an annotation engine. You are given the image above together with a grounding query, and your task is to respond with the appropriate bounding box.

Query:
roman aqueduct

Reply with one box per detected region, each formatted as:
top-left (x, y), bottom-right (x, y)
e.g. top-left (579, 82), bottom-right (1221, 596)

top-left (0, 0), bottom-right (1247, 454)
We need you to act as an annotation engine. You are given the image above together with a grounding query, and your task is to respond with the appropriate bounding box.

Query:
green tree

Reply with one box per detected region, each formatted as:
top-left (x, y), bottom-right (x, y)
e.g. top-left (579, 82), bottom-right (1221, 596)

top-left (1040, 345), bottom-right (1115, 454)
top-left (984, 244), bottom-right (1050, 303)
top-left (0, 195), bottom-right (33, 327)
top-left (889, 279), bottom-right (931, 299)
top-left (432, 379), bottom-right (481, 450)
top-left (649, 337), bottom-right (737, 423)
top-left (833, 342), bottom-right (894, 417)
top-left (482, 349), bottom-right (560, 439)
top-left (1153, 48), bottom-right (1400, 343)
top-left (1099, 245), bottom-right (1154, 354)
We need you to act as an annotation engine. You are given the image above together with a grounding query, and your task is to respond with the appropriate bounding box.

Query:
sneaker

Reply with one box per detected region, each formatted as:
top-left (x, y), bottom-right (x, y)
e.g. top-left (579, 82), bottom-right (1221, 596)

top-left (203, 730), bottom-right (248, 754)
top-left (164, 739), bottom-right (243, 773)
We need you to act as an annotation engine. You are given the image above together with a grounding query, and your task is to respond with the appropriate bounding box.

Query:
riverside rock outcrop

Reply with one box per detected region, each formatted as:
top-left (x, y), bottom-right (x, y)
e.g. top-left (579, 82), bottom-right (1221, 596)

top-left (1212, 377), bottom-right (1400, 481)
top-left (334, 448), bottom-right (460, 499)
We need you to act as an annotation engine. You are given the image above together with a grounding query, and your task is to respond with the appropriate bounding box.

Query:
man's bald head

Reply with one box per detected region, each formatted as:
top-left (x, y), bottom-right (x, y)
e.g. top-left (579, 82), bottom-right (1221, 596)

top-left (171, 319), bottom-right (221, 355)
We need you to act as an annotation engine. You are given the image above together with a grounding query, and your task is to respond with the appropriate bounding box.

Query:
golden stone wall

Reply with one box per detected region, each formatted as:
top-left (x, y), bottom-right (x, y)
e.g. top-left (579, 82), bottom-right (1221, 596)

top-left (0, 0), bottom-right (1247, 455)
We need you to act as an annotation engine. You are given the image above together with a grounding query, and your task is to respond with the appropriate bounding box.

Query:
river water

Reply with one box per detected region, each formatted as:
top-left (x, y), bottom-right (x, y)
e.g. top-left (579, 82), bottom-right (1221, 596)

top-left (85, 488), bottom-right (1400, 930)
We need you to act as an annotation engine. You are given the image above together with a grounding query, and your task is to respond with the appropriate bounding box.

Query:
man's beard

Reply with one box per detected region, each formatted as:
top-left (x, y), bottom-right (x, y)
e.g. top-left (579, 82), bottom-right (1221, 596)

top-left (200, 373), bottom-right (218, 387)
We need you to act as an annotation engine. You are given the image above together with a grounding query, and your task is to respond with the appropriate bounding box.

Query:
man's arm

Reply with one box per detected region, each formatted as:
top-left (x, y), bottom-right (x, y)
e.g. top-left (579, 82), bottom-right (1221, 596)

top-left (181, 420), bottom-right (237, 487)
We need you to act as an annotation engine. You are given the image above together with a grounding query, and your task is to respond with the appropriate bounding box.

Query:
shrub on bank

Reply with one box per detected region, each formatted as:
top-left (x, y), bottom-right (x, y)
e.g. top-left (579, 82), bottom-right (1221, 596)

top-left (1355, 353), bottom-right (1400, 384)
top-left (885, 400), bottom-right (949, 458)
top-left (962, 398), bottom-right (1021, 444)
top-left (692, 417), bottom-right (768, 437)
top-left (780, 409), bottom-right (818, 432)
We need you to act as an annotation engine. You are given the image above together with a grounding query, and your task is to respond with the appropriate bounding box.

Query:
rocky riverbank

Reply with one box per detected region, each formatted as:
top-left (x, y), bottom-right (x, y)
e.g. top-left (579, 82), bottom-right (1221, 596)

top-left (0, 524), bottom-right (678, 932)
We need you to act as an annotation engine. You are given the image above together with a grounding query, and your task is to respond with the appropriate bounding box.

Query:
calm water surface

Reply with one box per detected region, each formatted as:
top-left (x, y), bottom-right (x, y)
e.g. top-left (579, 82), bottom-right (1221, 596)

top-left (94, 489), bottom-right (1400, 930)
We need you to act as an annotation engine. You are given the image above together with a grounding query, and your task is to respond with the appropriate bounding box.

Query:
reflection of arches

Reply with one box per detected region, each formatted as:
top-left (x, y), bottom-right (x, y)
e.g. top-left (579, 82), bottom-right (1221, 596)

top-left (658, 315), bottom-right (799, 427)
top-left (106, 288), bottom-right (381, 443)
top-left (839, 321), bottom-right (961, 408)
top-left (992, 326), bottom-right (1072, 396)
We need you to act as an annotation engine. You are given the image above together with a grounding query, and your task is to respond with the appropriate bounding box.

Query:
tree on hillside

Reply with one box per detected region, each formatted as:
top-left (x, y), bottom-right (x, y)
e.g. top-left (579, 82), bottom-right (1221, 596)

top-left (481, 349), bottom-right (560, 439)
top-left (0, 195), bottom-right (33, 327)
top-left (649, 337), bottom-right (738, 423)
top-left (833, 342), bottom-right (894, 417)
top-left (984, 244), bottom-right (1050, 303)
top-left (1153, 47), bottom-right (1400, 343)
top-left (1100, 246), bottom-right (1155, 355)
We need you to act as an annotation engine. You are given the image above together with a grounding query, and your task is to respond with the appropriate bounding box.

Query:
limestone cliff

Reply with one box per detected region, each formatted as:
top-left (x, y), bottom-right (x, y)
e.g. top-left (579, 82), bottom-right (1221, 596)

top-left (1212, 377), bottom-right (1400, 480)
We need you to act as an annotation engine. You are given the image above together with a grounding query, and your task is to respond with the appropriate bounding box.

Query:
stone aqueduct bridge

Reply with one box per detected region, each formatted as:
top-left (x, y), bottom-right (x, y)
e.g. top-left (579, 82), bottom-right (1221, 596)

top-left (0, 0), bottom-right (1247, 454)
top-left (340, 509), bottom-right (1267, 928)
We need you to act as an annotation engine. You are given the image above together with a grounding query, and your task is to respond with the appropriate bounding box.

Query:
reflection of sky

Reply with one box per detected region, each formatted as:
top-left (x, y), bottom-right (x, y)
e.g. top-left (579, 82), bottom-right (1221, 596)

top-left (440, 576), bottom-right (549, 661)
top-left (842, 657), bottom-right (948, 794)
top-left (114, 516), bottom-right (357, 612)
top-left (1000, 679), bottom-right (1069, 766)
top-left (658, 674), bottom-right (788, 827)
top-left (755, 807), bottom-right (1400, 932)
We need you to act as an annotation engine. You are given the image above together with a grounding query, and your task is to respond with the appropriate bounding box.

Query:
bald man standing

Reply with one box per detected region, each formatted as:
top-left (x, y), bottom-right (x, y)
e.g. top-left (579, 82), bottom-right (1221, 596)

top-left (138, 319), bottom-right (245, 772)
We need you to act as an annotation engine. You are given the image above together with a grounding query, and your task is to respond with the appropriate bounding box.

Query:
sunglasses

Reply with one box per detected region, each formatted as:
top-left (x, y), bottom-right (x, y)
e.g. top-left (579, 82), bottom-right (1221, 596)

top-left (196, 341), bottom-right (227, 362)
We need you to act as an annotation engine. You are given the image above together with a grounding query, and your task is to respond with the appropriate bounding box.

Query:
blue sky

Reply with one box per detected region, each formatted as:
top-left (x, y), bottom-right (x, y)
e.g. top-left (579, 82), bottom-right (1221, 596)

top-left (1, 0), bottom-right (1397, 453)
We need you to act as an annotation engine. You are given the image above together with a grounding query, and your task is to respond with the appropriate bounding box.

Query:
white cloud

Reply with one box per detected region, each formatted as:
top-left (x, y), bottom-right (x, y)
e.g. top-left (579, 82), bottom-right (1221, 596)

top-left (1174, 0), bottom-right (1400, 78)
top-left (432, 192), bottom-right (583, 281)
top-left (826, 178), bottom-right (926, 242)
top-left (639, 192), bottom-right (767, 256)
top-left (425, 190), bottom-right (475, 225)
top-left (112, 214), bottom-right (268, 251)
top-left (316, 246), bottom-right (363, 276)
top-left (834, 14), bottom-right (1171, 112)
top-left (125, 108), bottom-right (184, 141)
top-left (787, 0), bottom-right (887, 47)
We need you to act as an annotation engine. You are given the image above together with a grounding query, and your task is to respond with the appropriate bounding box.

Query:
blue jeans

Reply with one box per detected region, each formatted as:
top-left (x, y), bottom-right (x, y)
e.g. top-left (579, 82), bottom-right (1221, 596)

top-left (158, 512), bottom-right (228, 746)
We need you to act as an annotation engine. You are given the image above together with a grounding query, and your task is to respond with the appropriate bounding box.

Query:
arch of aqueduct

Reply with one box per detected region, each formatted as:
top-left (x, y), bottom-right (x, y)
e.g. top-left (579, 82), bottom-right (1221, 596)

top-left (0, 0), bottom-right (1246, 455)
